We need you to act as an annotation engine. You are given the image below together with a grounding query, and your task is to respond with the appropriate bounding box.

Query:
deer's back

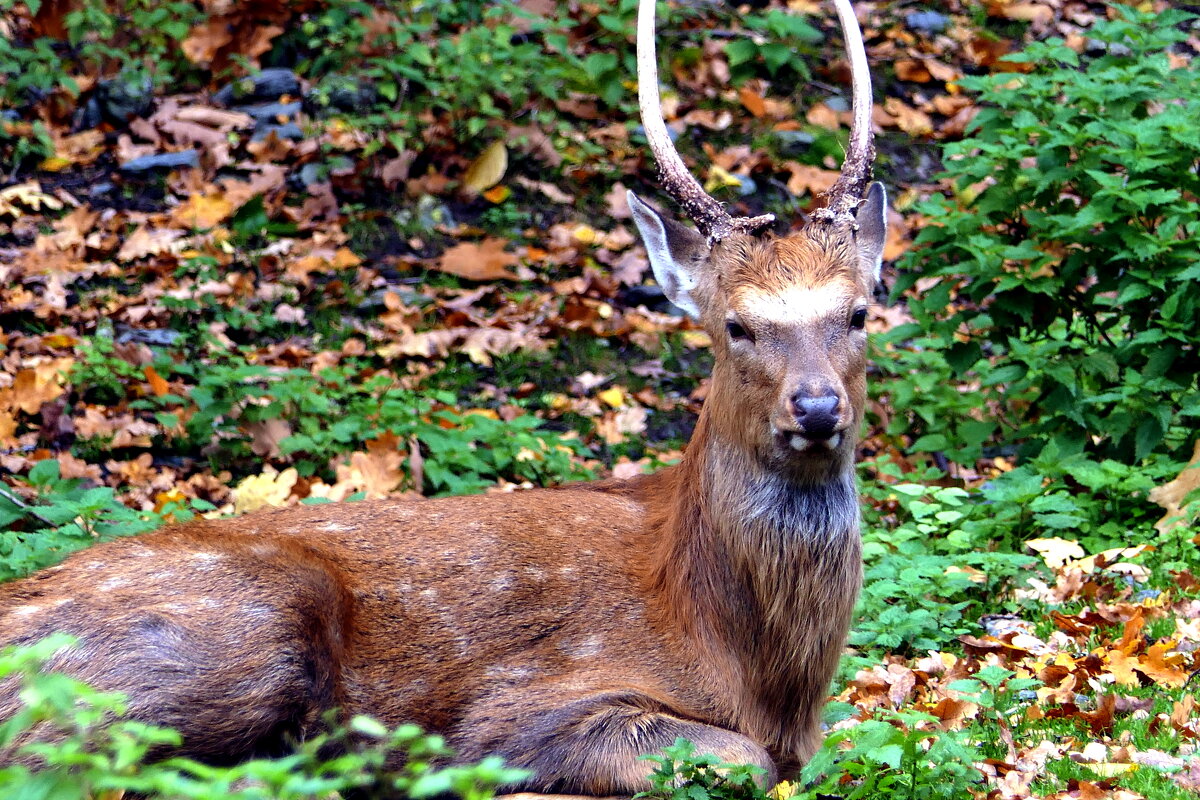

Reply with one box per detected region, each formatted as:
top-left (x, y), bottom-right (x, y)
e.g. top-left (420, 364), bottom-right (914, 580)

top-left (0, 480), bottom-right (711, 748)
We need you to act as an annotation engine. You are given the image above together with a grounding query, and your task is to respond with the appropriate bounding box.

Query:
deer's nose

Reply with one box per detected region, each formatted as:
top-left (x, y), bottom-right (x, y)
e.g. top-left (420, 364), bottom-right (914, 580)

top-left (791, 391), bottom-right (840, 440)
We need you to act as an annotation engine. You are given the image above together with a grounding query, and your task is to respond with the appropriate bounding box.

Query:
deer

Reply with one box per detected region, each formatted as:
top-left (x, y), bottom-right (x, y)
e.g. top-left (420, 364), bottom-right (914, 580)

top-left (0, 0), bottom-right (886, 794)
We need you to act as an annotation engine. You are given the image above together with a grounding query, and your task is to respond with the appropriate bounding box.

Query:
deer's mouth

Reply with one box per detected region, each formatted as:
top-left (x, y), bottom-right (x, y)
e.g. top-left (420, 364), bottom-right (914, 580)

top-left (773, 428), bottom-right (847, 457)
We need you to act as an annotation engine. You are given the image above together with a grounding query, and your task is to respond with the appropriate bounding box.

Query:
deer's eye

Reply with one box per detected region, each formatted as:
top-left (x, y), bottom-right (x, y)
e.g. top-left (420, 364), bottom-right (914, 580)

top-left (726, 319), bottom-right (753, 343)
top-left (849, 308), bottom-right (868, 330)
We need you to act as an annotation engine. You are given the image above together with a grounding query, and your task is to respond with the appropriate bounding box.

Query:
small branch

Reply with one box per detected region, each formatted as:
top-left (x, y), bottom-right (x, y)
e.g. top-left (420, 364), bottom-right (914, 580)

top-left (0, 483), bottom-right (59, 528)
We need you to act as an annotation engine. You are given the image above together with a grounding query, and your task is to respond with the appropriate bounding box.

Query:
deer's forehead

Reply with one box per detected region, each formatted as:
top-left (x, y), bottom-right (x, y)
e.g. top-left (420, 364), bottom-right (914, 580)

top-left (731, 282), bottom-right (862, 324)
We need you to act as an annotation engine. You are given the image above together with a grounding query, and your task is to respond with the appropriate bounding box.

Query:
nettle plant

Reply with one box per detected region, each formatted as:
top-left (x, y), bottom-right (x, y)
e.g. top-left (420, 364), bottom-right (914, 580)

top-left (896, 5), bottom-right (1200, 462)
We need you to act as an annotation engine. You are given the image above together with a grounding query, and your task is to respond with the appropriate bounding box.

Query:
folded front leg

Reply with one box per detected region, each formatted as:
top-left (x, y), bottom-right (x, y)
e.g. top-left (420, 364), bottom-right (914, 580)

top-left (456, 688), bottom-right (776, 796)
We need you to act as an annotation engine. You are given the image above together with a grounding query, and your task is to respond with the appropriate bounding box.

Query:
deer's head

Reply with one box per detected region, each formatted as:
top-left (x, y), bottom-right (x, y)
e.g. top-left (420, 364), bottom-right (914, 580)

top-left (629, 0), bottom-right (886, 484)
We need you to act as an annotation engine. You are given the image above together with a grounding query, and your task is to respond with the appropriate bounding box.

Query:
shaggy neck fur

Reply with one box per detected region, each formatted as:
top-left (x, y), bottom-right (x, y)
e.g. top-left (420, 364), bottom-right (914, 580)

top-left (644, 409), bottom-right (862, 758)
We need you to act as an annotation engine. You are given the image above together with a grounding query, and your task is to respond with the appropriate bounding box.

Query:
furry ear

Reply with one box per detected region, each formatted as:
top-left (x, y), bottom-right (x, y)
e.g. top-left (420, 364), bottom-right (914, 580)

top-left (628, 190), bottom-right (711, 319)
top-left (854, 182), bottom-right (887, 285)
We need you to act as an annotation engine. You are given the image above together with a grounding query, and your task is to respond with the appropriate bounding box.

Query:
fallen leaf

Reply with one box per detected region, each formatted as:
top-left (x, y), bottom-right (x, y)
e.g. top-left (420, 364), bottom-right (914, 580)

top-left (233, 466), bottom-right (298, 513)
top-left (462, 139), bottom-right (508, 194)
top-left (172, 191), bottom-right (234, 229)
top-left (436, 238), bottom-right (520, 281)
top-left (1027, 537), bottom-right (1087, 570)
top-left (1149, 439), bottom-right (1200, 534)
top-left (247, 419), bottom-right (293, 459)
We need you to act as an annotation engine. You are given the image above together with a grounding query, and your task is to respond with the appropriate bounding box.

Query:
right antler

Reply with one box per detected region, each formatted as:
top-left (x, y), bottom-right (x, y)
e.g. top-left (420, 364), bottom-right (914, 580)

top-left (636, 0), bottom-right (774, 243)
top-left (637, 0), bottom-right (876, 236)
top-left (813, 0), bottom-right (876, 226)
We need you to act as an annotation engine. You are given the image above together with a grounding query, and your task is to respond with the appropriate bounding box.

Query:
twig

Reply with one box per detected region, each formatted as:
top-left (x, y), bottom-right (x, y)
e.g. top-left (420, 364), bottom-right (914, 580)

top-left (0, 482), bottom-right (59, 528)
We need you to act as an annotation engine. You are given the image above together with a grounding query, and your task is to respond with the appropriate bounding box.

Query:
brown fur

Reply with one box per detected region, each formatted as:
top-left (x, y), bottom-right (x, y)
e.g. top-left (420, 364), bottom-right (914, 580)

top-left (0, 224), bottom-right (873, 794)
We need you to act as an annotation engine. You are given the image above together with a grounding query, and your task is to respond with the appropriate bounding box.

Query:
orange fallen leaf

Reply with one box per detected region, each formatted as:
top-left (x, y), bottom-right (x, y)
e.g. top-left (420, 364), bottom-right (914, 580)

top-left (436, 238), bottom-right (520, 281)
top-left (143, 365), bottom-right (170, 397)
top-left (172, 191), bottom-right (234, 229)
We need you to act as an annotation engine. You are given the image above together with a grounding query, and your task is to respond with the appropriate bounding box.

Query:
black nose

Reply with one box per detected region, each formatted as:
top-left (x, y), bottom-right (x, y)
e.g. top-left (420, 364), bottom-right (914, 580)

top-left (791, 391), bottom-right (840, 440)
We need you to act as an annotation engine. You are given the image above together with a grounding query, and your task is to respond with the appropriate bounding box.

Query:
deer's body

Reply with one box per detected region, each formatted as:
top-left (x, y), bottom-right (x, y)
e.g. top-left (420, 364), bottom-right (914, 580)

top-left (1, 457), bottom-right (858, 786)
top-left (0, 1), bottom-right (886, 793)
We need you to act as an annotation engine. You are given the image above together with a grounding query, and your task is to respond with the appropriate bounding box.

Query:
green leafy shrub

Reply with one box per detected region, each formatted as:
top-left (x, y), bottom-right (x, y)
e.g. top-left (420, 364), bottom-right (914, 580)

top-left (795, 708), bottom-right (982, 800)
top-left (0, 460), bottom-right (204, 581)
top-left (638, 739), bottom-right (767, 800)
top-left (0, 635), bottom-right (529, 799)
top-left (118, 355), bottom-right (593, 493)
top-left (855, 458), bottom-right (1034, 654)
top-left (894, 5), bottom-right (1200, 463)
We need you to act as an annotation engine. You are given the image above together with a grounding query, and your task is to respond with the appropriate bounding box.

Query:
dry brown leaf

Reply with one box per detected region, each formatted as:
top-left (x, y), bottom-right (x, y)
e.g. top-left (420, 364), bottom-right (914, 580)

top-left (436, 238), bottom-right (520, 281)
top-left (2, 359), bottom-right (74, 415)
top-left (882, 97), bottom-right (934, 137)
top-left (1149, 439), bottom-right (1200, 534)
top-left (783, 163), bottom-right (840, 198)
top-left (335, 443), bottom-right (404, 499)
top-left (895, 59), bottom-right (933, 82)
top-left (739, 86), bottom-right (767, 118)
top-left (247, 418), bottom-right (293, 459)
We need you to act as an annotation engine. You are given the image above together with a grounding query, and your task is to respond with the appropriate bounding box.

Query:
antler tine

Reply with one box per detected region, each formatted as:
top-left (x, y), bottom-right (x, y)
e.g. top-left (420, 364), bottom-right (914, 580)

top-left (637, 0), bottom-right (774, 242)
top-left (815, 0), bottom-right (876, 225)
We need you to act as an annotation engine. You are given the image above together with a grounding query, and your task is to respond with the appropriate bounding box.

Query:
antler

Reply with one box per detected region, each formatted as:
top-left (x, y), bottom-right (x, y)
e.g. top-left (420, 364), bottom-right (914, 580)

top-left (813, 0), bottom-right (876, 226)
top-left (636, 0), bottom-right (774, 242)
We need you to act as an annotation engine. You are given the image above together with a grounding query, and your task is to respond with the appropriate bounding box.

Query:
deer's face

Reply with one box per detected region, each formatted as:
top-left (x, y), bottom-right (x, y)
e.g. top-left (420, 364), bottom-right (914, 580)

top-left (629, 184), bottom-right (886, 481)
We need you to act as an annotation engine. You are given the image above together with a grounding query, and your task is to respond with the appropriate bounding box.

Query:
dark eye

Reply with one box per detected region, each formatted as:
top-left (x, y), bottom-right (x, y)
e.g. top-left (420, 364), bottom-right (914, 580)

top-left (850, 308), bottom-right (868, 330)
top-left (726, 319), bottom-right (753, 343)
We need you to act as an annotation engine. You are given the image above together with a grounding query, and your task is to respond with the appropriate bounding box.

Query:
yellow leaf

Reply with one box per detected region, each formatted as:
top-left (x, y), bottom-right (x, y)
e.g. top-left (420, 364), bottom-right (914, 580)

top-left (462, 139), bottom-right (508, 194)
top-left (1027, 537), bottom-right (1086, 570)
top-left (703, 165), bottom-right (741, 193)
top-left (38, 157), bottom-right (73, 172)
top-left (770, 781), bottom-right (797, 800)
top-left (597, 387), bottom-right (625, 408)
top-left (233, 467), bottom-right (298, 514)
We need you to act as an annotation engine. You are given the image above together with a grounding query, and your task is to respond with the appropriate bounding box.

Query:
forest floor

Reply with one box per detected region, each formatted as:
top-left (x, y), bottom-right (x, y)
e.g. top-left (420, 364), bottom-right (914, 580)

top-left (1, 1), bottom-right (1199, 798)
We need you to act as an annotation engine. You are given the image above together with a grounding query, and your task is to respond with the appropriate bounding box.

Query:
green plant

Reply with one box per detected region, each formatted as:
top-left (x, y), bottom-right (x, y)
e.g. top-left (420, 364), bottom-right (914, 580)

top-left (795, 707), bottom-right (982, 800)
top-left (725, 9), bottom-right (822, 84)
top-left (854, 457), bottom-right (1035, 654)
top-left (894, 5), bottom-right (1200, 463)
top-left (0, 635), bottom-right (529, 799)
top-left (0, 459), bottom-right (205, 580)
top-left (638, 738), bottom-right (768, 800)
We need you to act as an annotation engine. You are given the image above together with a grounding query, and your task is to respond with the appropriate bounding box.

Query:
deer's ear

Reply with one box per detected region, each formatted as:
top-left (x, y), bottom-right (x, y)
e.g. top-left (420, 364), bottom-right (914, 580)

top-left (854, 182), bottom-right (887, 285)
top-left (628, 190), bottom-right (711, 319)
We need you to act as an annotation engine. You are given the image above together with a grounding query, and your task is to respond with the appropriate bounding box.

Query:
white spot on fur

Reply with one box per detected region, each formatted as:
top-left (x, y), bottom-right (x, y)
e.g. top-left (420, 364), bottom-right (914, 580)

top-left (524, 567), bottom-right (546, 582)
top-left (737, 283), bottom-right (861, 325)
top-left (100, 577), bottom-right (129, 591)
top-left (562, 635), bottom-right (605, 660)
top-left (319, 521), bottom-right (351, 532)
top-left (147, 571), bottom-right (177, 582)
top-left (489, 573), bottom-right (513, 593)
top-left (10, 605), bottom-right (42, 617)
top-left (485, 664), bottom-right (533, 682)
top-left (192, 552), bottom-right (224, 564)
top-left (419, 588), bottom-right (439, 603)
top-left (51, 598), bottom-right (73, 608)
top-left (558, 566), bottom-right (576, 578)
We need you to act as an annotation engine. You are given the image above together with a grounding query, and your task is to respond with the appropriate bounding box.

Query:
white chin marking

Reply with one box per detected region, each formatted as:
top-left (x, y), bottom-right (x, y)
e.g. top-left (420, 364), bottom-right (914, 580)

top-left (790, 433), bottom-right (842, 452)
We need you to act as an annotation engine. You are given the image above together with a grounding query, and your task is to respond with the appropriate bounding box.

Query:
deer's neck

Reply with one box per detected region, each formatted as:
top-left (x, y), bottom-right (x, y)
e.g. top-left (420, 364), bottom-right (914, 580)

top-left (645, 410), bottom-right (862, 749)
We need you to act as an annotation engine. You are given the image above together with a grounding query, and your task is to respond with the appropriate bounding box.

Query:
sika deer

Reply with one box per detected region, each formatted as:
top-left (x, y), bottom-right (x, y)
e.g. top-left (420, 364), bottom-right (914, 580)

top-left (0, 0), bottom-right (886, 793)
